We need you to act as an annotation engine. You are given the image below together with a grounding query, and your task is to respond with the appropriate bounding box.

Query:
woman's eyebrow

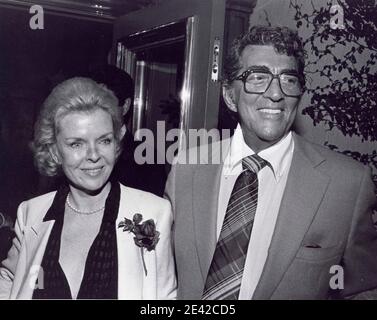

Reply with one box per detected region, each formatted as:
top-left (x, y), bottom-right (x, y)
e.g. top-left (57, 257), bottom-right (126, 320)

top-left (96, 132), bottom-right (114, 140)
top-left (63, 132), bottom-right (114, 141)
top-left (64, 137), bottom-right (84, 141)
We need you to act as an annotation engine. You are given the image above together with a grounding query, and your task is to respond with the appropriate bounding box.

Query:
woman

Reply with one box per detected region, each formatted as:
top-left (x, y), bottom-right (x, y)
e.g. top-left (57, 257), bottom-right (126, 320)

top-left (0, 77), bottom-right (176, 299)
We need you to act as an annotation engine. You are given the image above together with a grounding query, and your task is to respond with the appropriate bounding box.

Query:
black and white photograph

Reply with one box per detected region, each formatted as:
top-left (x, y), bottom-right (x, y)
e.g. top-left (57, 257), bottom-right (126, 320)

top-left (0, 0), bottom-right (376, 304)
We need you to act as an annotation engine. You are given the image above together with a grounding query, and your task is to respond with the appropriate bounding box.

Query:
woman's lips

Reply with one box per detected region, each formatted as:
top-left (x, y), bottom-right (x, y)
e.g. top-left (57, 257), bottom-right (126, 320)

top-left (81, 167), bottom-right (104, 176)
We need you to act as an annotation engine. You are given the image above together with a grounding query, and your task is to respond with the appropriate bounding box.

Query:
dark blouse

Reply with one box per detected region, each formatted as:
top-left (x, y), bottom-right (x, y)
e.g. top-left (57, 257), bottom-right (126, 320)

top-left (32, 182), bottom-right (120, 299)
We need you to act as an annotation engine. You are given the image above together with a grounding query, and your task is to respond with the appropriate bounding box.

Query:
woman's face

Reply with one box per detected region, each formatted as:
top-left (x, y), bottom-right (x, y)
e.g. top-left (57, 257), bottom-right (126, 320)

top-left (53, 108), bottom-right (118, 194)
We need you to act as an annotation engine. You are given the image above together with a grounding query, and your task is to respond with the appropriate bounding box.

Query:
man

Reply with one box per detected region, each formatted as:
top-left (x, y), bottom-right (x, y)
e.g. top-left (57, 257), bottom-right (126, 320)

top-left (88, 64), bottom-right (134, 136)
top-left (90, 65), bottom-right (167, 196)
top-left (164, 26), bottom-right (377, 299)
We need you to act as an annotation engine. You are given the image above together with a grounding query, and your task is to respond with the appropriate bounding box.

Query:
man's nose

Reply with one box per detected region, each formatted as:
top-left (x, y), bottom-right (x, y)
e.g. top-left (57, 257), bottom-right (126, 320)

top-left (87, 144), bottom-right (100, 162)
top-left (264, 78), bottom-right (284, 101)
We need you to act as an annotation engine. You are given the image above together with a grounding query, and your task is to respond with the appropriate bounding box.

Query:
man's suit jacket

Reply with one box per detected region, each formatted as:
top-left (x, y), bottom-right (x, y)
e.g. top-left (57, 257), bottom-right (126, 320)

top-left (164, 133), bottom-right (377, 299)
top-left (0, 184), bottom-right (177, 299)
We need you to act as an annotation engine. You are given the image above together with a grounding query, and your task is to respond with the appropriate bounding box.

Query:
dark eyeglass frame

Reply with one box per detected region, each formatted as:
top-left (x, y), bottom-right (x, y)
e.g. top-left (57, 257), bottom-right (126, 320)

top-left (232, 67), bottom-right (304, 98)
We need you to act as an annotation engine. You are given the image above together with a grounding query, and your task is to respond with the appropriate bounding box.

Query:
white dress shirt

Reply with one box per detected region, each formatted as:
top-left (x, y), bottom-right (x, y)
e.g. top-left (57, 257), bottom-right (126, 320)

top-left (217, 124), bottom-right (294, 299)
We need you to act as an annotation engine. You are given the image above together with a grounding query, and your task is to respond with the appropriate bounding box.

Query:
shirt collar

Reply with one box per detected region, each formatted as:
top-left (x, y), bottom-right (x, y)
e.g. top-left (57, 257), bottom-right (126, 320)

top-left (224, 124), bottom-right (294, 181)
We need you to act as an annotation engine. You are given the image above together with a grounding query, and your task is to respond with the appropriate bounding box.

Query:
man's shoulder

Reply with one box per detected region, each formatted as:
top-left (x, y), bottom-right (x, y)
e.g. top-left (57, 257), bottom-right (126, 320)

top-left (295, 134), bottom-right (368, 174)
top-left (173, 138), bottom-right (231, 166)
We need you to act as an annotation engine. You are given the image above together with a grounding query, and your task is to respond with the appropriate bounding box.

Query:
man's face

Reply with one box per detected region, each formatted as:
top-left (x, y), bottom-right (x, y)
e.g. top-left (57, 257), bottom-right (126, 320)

top-left (225, 45), bottom-right (302, 151)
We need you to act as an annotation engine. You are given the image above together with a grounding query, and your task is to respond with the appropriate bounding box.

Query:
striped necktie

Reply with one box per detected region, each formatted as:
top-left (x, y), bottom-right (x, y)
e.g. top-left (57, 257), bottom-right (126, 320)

top-left (202, 154), bottom-right (268, 300)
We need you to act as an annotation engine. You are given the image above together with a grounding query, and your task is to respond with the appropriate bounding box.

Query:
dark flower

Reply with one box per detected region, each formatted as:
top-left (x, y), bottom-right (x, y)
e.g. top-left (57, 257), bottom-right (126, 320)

top-left (134, 219), bottom-right (160, 251)
top-left (133, 213), bottom-right (143, 224)
top-left (118, 213), bottom-right (160, 276)
top-left (118, 217), bottom-right (133, 232)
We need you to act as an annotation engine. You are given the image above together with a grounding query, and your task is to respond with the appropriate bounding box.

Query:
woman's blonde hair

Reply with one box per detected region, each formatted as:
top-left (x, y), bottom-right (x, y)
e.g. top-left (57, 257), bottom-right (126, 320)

top-left (32, 77), bottom-right (123, 176)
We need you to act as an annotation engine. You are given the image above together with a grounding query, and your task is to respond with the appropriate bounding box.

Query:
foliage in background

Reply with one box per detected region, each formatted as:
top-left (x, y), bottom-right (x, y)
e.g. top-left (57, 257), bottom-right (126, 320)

top-left (291, 0), bottom-right (376, 141)
top-left (290, 0), bottom-right (377, 218)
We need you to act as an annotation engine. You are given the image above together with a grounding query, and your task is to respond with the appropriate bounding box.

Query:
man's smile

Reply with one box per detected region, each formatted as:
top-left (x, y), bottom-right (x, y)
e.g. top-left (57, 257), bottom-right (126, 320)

top-left (258, 108), bottom-right (283, 115)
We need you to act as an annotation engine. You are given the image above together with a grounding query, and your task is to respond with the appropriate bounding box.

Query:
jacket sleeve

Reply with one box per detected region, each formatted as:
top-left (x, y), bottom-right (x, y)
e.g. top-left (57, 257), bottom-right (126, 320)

top-left (156, 199), bottom-right (177, 300)
top-left (0, 202), bottom-right (26, 299)
top-left (340, 165), bottom-right (377, 298)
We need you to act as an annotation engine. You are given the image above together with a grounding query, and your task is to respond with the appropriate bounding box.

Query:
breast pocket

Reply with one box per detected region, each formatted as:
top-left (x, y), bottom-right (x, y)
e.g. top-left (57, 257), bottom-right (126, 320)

top-left (295, 245), bottom-right (343, 262)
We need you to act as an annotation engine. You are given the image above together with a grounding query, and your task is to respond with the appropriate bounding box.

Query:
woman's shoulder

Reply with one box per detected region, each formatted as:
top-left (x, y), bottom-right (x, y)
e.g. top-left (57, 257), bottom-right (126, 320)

top-left (21, 191), bottom-right (57, 208)
top-left (18, 191), bottom-right (57, 225)
top-left (119, 183), bottom-right (169, 205)
top-left (118, 183), bottom-right (172, 221)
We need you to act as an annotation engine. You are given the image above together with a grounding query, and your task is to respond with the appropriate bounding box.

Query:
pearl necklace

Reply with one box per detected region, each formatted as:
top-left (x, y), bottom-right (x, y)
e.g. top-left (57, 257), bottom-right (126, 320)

top-left (66, 194), bottom-right (105, 215)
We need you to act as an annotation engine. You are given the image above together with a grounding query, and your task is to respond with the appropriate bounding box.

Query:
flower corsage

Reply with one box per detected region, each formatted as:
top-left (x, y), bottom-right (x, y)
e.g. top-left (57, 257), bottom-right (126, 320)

top-left (118, 213), bottom-right (160, 276)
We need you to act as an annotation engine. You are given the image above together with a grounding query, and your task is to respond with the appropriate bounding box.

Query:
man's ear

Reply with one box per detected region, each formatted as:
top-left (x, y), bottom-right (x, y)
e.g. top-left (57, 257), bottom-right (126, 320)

top-left (222, 86), bottom-right (237, 113)
top-left (49, 145), bottom-right (60, 164)
top-left (122, 98), bottom-right (132, 116)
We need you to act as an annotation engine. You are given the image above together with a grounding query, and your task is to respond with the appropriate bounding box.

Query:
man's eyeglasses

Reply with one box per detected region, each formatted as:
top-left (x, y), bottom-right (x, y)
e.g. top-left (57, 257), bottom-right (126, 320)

top-left (232, 67), bottom-right (304, 98)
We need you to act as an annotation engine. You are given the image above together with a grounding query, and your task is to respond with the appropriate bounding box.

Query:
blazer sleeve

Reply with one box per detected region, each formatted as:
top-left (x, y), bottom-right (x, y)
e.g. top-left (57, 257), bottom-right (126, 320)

top-left (340, 165), bottom-right (377, 298)
top-left (0, 202), bottom-right (26, 299)
top-left (156, 199), bottom-right (177, 299)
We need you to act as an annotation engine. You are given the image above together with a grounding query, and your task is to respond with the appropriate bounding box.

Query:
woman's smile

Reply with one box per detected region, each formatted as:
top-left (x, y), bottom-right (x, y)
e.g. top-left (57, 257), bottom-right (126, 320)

top-left (81, 166), bottom-right (104, 176)
top-left (53, 109), bottom-right (118, 194)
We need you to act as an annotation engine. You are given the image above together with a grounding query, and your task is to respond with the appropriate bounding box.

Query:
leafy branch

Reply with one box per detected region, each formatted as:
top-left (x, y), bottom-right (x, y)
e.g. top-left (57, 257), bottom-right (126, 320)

top-left (291, 0), bottom-right (377, 141)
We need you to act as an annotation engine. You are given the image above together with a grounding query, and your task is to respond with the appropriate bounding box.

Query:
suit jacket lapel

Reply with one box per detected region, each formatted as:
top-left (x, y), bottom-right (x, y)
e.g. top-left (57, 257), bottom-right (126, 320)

top-left (253, 134), bottom-right (330, 299)
top-left (193, 164), bottom-right (222, 282)
top-left (192, 139), bottom-right (229, 283)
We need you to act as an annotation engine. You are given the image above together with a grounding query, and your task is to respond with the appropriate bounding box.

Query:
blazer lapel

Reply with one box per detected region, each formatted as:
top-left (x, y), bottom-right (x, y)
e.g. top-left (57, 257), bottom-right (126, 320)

top-left (253, 134), bottom-right (330, 299)
top-left (12, 220), bottom-right (55, 299)
top-left (116, 225), bottom-right (144, 299)
top-left (193, 164), bottom-right (222, 282)
top-left (116, 187), bottom-right (143, 300)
